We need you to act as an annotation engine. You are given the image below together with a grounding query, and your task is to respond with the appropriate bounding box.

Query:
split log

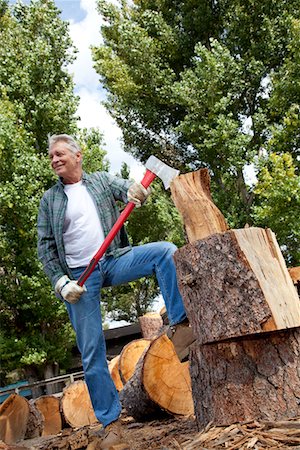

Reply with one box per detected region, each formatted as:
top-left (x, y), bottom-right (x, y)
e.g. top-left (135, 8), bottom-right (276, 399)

top-left (0, 394), bottom-right (30, 444)
top-left (170, 169), bottom-right (228, 242)
top-left (119, 338), bottom-right (151, 384)
top-left (60, 380), bottom-right (97, 428)
top-left (138, 312), bottom-right (163, 339)
top-left (108, 356), bottom-right (124, 392)
top-left (121, 334), bottom-right (194, 421)
top-left (174, 227), bottom-right (300, 344)
top-left (33, 396), bottom-right (62, 436)
top-left (190, 328), bottom-right (300, 429)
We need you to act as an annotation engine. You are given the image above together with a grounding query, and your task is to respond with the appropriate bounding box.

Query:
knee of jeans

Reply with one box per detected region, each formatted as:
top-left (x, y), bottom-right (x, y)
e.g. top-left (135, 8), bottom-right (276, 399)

top-left (161, 242), bottom-right (178, 256)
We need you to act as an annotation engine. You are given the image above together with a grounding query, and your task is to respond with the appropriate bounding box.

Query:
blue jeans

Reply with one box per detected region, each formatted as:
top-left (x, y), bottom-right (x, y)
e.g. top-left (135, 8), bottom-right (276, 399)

top-left (66, 242), bottom-right (187, 426)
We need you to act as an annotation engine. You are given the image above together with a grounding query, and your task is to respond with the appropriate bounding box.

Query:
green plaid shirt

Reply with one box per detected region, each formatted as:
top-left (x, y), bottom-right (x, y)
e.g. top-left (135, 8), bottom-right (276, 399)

top-left (37, 171), bottom-right (133, 288)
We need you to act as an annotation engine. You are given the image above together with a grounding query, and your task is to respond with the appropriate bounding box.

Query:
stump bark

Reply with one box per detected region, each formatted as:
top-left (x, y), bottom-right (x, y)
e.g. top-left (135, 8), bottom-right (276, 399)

top-left (170, 169), bottom-right (228, 242)
top-left (121, 334), bottom-right (194, 421)
top-left (33, 396), bottom-right (62, 436)
top-left (174, 227), bottom-right (300, 344)
top-left (60, 380), bottom-right (97, 428)
top-left (119, 338), bottom-right (151, 385)
top-left (190, 328), bottom-right (300, 428)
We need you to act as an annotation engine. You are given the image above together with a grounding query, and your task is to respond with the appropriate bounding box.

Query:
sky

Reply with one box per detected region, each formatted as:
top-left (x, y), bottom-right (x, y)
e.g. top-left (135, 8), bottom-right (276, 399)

top-left (54, 0), bottom-right (146, 181)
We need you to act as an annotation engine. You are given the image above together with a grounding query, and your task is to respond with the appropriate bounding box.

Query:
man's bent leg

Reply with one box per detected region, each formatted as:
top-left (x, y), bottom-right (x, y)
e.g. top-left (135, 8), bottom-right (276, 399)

top-left (65, 266), bottom-right (121, 427)
top-left (102, 242), bottom-right (186, 326)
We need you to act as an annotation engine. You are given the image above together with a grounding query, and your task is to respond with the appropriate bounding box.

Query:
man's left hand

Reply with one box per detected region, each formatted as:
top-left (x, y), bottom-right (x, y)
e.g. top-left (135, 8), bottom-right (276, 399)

top-left (127, 182), bottom-right (151, 207)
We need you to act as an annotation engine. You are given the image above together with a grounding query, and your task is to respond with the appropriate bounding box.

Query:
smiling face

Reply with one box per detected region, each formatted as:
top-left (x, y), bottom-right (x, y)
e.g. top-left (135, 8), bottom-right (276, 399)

top-left (49, 140), bottom-right (83, 184)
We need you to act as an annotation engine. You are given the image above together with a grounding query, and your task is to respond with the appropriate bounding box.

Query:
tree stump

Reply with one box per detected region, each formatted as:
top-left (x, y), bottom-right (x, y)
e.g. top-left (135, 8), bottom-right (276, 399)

top-left (119, 338), bottom-right (151, 385)
top-left (138, 312), bottom-right (163, 339)
top-left (170, 169), bottom-right (228, 242)
top-left (108, 355), bottom-right (124, 392)
top-left (60, 380), bottom-right (97, 428)
top-left (33, 395), bottom-right (62, 436)
top-left (190, 328), bottom-right (300, 429)
top-left (121, 334), bottom-right (194, 421)
top-left (174, 227), bottom-right (300, 344)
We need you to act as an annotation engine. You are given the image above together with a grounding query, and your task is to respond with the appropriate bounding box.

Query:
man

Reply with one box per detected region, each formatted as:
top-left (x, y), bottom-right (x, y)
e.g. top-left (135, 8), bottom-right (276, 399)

top-left (37, 134), bottom-right (194, 449)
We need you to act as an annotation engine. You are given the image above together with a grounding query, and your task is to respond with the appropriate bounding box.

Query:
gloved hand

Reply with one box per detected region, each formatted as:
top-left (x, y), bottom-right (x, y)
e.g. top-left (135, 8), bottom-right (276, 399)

top-left (127, 182), bottom-right (151, 208)
top-left (55, 275), bottom-right (86, 304)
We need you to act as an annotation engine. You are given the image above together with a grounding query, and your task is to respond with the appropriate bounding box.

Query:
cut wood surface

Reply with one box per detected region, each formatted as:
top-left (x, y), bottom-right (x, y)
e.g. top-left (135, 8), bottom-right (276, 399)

top-left (174, 227), bottom-right (300, 344)
top-left (121, 334), bottom-right (194, 421)
top-left (0, 394), bottom-right (30, 444)
top-left (108, 355), bottom-right (123, 392)
top-left (138, 312), bottom-right (163, 339)
top-left (189, 328), bottom-right (300, 429)
top-left (170, 169), bottom-right (228, 242)
top-left (119, 338), bottom-right (151, 384)
top-left (33, 396), bottom-right (62, 436)
top-left (289, 266), bottom-right (300, 283)
top-left (60, 380), bottom-right (97, 428)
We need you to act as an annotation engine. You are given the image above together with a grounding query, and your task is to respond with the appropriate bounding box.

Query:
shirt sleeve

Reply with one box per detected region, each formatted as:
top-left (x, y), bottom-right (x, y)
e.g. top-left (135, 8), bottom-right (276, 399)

top-left (37, 195), bottom-right (66, 288)
top-left (103, 172), bottom-right (134, 203)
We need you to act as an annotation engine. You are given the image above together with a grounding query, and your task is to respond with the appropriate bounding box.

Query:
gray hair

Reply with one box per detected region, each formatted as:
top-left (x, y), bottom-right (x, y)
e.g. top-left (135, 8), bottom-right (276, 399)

top-left (48, 134), bottom-right (81, 155)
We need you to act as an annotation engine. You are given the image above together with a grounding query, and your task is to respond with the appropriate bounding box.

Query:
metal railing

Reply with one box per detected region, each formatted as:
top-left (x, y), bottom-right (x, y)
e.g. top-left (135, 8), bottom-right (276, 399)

top-left (0, 371), bottom-right (85, 398)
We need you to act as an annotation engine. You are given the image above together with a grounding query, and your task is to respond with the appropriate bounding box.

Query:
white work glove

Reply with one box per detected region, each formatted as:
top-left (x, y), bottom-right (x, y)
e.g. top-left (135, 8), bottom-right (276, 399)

top-left (55, 275), bottom-right (86, 304)
top-left (127, 182), bottom-right (151, 208)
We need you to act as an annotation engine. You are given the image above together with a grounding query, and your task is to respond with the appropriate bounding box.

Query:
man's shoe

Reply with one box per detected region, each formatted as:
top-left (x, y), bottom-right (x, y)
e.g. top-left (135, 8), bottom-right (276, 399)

top-left (166, 319), bottom-right (196, 362)
top-left (100, 419), bottom-right (124, 450)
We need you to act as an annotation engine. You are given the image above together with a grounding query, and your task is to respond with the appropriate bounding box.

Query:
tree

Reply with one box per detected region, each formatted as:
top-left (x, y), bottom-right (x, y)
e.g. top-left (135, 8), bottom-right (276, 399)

top-left (92, 0), bottom-right (300, 229)
top-left (0, 0), bottom-right (79, 385)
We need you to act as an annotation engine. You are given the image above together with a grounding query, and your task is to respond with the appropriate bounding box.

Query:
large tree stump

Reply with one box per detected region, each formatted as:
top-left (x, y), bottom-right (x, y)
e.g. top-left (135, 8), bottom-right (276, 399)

top-left (60, 380), bottom-right (97, 428)
top-left (190, 328), bottom-right (300, 429)
top-left (174, 227), bottom-right (300, 343)
top-left (121, 334), bottom-right (194, 421)
top-left (138, 313), bottom-right (163, 339)
top-left (119, 338), bottom-right (151, 384)
top-left (33, 396), bottom-right (62, 436)
top-left (170, 169), bottom-right (228, 242)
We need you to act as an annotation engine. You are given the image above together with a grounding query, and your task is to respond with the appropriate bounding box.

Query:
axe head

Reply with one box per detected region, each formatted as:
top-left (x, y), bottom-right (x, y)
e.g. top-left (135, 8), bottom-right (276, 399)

top-left (145, 155), bottom-right (180, 189)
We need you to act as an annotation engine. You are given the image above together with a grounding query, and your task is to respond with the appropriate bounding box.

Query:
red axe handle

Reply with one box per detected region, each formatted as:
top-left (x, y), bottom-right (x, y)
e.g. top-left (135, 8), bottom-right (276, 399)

top-left (77, 169), bottom-right (156, 287)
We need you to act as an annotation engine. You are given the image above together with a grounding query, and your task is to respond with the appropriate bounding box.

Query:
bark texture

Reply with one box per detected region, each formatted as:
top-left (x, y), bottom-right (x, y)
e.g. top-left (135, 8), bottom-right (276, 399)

top-left (138, 313), bottom-right (163, 339)
top-left (190, 328), bottom-right (300, 429)
top-left (174, 228), bottom-right (300, 344)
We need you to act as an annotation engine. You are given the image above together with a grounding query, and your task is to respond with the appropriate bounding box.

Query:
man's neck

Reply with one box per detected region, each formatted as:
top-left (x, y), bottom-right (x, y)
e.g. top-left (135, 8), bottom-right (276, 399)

top-left (62, 170), bottom-right (83, 185)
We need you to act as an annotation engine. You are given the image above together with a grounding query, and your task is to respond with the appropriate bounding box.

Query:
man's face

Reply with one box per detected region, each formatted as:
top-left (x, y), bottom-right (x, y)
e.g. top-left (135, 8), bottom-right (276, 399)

top-left (49, 141), bottom-right (82, 183)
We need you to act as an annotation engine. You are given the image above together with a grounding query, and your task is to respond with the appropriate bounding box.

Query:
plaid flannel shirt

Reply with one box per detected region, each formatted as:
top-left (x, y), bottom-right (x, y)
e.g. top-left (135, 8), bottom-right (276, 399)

top-left (37, 171), bottom-right (133, 288)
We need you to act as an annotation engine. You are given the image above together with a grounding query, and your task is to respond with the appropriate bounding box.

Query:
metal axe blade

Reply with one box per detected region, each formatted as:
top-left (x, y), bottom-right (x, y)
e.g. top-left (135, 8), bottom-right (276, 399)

top-left (145, 155), bottom-right (180, 189)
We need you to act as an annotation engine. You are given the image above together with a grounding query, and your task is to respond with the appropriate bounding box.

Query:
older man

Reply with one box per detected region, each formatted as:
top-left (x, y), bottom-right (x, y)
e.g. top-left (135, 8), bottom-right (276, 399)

top-left (37, 134), bottom-right (194, 449)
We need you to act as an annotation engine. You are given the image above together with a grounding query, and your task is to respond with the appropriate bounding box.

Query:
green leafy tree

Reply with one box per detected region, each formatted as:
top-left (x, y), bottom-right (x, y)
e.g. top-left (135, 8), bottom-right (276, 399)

top-left (92, 0), bottom-right (300, 229)
top-left (252, 153), bottom-right (300, 265)
top-left (0, 0), bottom-right (79, 384)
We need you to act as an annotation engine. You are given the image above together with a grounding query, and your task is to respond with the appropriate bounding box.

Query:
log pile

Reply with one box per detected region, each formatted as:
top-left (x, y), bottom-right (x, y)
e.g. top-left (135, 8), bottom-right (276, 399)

top-left (170, 168), bottom-right (300, 429)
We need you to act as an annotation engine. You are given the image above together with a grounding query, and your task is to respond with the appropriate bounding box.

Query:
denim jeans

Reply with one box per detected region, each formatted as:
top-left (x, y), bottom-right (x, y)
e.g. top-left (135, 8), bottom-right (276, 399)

top-left (66, 241), bottom-right (187, 426)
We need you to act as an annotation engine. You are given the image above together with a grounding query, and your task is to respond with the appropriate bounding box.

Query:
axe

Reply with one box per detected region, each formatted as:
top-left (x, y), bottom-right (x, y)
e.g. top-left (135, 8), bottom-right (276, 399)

top-left (77, 156), bottom-right (179, 286)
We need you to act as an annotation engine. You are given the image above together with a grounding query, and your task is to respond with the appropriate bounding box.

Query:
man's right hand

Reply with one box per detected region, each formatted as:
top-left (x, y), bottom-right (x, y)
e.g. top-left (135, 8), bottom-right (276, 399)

top-left (55, 275), bottom-right (86, 304)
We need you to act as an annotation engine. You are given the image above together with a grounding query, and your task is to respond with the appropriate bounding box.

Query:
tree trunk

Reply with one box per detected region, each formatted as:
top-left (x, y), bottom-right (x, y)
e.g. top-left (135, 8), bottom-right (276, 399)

top-left (108, 355), bottom-right (124, 392)
top-left (170, 169), bottom-right (228, 242)
top-left (190, 328), bottom-right (300, 429)
top-left (174, 227), bottom-right (300, 344)
top-left (33, 395), bottom-right (62, 436)
top-left (60, 380), bottom-right (98, 428)
top-left (121, 334), bottom-right (194, 421)
top-left (119, 338), bottom-right (151, 385)
top-left (138, 313), bottom-right (163, 339)
top-left (43, 363), bottom-right (60, 395)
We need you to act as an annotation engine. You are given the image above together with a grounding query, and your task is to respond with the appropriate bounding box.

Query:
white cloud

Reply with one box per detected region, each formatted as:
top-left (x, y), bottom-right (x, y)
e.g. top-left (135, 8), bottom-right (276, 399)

top-left (68, 0), bottom-right (145, 181)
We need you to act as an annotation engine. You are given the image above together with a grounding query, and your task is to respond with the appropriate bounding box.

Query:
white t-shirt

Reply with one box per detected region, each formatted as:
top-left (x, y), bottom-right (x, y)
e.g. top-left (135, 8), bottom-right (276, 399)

top-left (63, 180), bottom-right (105, 268)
